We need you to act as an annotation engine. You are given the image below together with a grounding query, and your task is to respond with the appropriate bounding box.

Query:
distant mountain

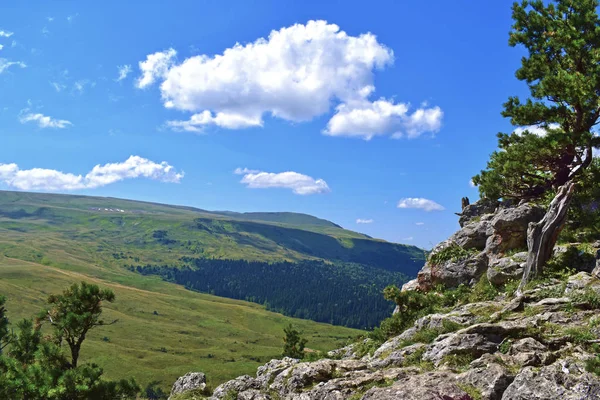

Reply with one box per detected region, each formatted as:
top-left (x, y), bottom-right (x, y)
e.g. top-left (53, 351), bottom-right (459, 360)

top-left (0, 190), bottom-right (426, 328)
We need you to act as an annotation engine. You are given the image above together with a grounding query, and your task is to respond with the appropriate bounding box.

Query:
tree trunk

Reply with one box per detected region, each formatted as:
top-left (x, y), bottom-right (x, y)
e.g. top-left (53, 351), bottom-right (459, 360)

top-left (516, 181), bottom-right (575, 296)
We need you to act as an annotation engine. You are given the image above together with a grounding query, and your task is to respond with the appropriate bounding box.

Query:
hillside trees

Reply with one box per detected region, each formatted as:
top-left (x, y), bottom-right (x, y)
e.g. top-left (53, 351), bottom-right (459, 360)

top-left (472, 0), bottom-right (600, 293)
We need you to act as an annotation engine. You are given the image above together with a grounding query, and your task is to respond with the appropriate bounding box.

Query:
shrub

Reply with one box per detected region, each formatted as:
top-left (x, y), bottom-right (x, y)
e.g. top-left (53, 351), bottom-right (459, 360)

top-left (429, 244), bottom-right (478, 266)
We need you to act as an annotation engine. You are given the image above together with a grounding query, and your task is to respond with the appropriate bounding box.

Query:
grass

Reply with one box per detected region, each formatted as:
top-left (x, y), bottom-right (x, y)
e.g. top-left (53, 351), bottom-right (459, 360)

top-left (0, 256), bottom-right (360, 392)
top-left (428, 244), bottom-right (478, 266)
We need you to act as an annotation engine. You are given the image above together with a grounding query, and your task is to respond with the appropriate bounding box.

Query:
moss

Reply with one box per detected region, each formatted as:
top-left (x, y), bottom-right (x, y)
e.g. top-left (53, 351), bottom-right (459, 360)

top-left (469, 275), bottom-right (499, 302)
top-left (498, 338), bottom-right (512, 354)
top-left (586, 356), bottom-right (600, 376)
top-left (569, 287), bottom-right (600, 309)
top-left (440, 353), bottom-right (476, 372)
top-left (456, 383), bottom-right (483, 400)
top-left (564, 326), bottom-right (595, 344)
top-left (429, 244), bottom-right (478, 266)
top-left (347, 379), bottom-right (395, 400)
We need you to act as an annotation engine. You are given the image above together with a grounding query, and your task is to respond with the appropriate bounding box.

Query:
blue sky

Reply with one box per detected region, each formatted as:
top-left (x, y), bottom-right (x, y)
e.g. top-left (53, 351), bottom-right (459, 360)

top-left (0, 0), bottom-right (529, 248)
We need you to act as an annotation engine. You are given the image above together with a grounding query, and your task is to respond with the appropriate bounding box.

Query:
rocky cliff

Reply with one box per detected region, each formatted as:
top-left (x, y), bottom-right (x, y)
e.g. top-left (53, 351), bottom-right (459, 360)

top-left (169, 200), bottom-right (600, 400)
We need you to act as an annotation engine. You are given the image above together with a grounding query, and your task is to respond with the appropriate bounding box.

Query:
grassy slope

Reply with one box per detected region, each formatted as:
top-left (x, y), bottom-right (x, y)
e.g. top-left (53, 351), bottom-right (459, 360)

top-left (0, 256), bottom-right (360, 390)
top-left (0, 190), bottom-right (423, 389)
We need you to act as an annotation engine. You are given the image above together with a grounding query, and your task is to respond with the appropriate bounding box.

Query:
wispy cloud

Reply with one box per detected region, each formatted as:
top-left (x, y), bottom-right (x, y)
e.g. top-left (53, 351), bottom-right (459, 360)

top-left (415, 222), bottom-right (425, 226)
top-left (116, 64), bottom-right (132, 82)
top-left (50, 82), bottom-right (67, 92)
top-left (236, 168), bottom-right (330, 195)
top-left (0, 156), bottom-right (184, 191)
top-left (19, 111), bottom-right (72, 129)
top-left (356, 218), bottom-right (373, 224)
top-left (397, 197), bottom-right (445, 212)
top-left (0, 59), bottom-right (26, 74)
top-left (0, 30), bottom-right (13, 38)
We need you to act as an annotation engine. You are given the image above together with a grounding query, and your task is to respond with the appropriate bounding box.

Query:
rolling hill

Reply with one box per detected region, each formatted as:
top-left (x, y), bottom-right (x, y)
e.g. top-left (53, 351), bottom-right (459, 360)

top-left (0, 190), bottom-right (426, 388)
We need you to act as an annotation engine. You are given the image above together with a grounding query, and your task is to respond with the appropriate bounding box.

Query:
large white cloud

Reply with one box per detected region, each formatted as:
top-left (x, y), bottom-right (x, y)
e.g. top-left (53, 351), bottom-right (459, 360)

top-left (19, 111), bottom-right (72, 129)
top-left (235, 168), bottom-right (329, 195)
top-left (0, 156), bottom-right (184, 191)
top-left (138, 20), bottom-right (443, 138)
top-left (397, 197), bottom-right (445, 212)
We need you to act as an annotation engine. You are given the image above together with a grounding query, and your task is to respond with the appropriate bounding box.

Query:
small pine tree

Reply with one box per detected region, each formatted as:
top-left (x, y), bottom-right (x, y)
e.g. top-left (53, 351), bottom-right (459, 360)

top-left (282, 324), bottom-right (307, 359)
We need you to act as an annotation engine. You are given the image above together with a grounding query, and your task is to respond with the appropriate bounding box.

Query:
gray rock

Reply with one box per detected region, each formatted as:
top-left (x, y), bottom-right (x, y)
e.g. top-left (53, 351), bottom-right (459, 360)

top-left (270, 359), bottom-right (336, 395)
top-left (508, 338), bottom-right (552, 367)
top-left (255, 357), bottom-right (299, 388)
top-left (419, 251), bottom-right (489, 290)
top-left (485, 204), bottom-right (544, 257)
top-left (423, 332), bottom-right (500, 366)
top-left (401, 278), bottom-right (419, 292)
top-left (459, 198), bottom-right (499, 227)
top-left (361, 371), bottom-right (467, 400)
top-left (369, 343), bottom-right (426, 369)
top-left (169, 372), bottom-right (207, 399)
top-left (487, 256), bottom-right (525, 285)
top-left (450, 220), bottom-right (493, 250)
top-left (565, 272), bottom-right (594, 294)
top-left (501, 360), bottom-right (600, 400)
top-left (457, 354), bottom-right (514, 400)
top-left (211, 375), bottom-right (260, 399)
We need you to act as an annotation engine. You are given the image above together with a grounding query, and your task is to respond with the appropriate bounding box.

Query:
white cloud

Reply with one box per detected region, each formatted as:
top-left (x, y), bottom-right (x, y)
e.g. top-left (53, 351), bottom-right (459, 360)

top-left (73, 79), bottom-right (94, 94)
top-left (236, 168), bottom-right (330, 195)
top-left (136, 48), bottom-right (176, 89)
top-left (50, 82), bottom-right (66, 92)
top-left (415, 222), bottom-right (425, 226)
top-left (11, 41), bottom-right (16, 48)
top-left (397, 197), bottom-right (445, 212)
top-left (402, 236), bottom-right (414, 241)
top-left (0, 156), bottom-right (183, 191)
top-left (167, 110), bottom-right (262, 132)
top-left (469, 179), bottom-right (476, 188)
top-left (0, 59), bottom-right (26, 74)
top-left (138, 21), bottom-right (441, 137)
top-left (234, 167), bottom-right (261, 175)
top-left (0, 45), bottom-right (3, 51)
top-left (513, 123), bottom-right (560, 136)
top-left (325, 99), bottom-right (442, 140)
top-left (19, 111), bottom-right (72, 129)
top-left (356, 218), bottom-right (373, 224)
top-left (0, 30), bottom-right (13, 38)
top-left (47, 17), bottom-right (54, 22)
top-left (116, 64), bottom-right (132, 82)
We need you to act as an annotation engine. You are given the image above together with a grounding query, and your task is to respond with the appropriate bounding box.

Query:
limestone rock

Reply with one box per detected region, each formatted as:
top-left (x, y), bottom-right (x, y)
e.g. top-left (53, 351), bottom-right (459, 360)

top-left (485, 204), bottom-right (544, 257)
top-left (459, 198), bottom-right (499, 227)
top-left (361, 371), bottom-right (467, 400)
top-left (211, 375), bottom-right (260, 399)
top-left (418, 251), bottom-right (488, 290)
top-left (450, 220), bottom-right (494, 250)
top-left (457, 354), bottom-right (514, 400)
top-left (423, 332), bottom-right (500, 366)
top-left (487, 255), bottom-right (526, 285)
top-left (169, 372), bottom-right (207, 399)
top-left (501, 360), bottom-right (600, 400)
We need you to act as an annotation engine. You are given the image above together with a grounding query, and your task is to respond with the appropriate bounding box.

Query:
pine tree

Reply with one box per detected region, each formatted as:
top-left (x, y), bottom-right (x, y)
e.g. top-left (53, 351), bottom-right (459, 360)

top-left (282, 324), bottom-right (307, 359)
top-left (473, 0), bottom-right (600, 293)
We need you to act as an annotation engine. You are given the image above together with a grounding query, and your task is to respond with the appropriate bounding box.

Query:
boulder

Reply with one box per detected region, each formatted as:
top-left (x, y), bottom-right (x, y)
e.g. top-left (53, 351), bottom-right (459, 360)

top-left (423, 332), bottom-right (500, 366)
top-left (509, 338), bottom-right (551, 367)
top-left (487, 255), bottom-right (526, 285)
top-left (501, 360), bottom-right (600, 400)
top-left (255, 357), bottom-right (298, 388)
top-left (457, 354), bottom-right (514, 400)
top-left (459, 198), bottom-right (499, 227)
top-left (211, 375), bottom-right (260, 399)
top-left (418, 252), bottom-right (488, 290)
top-left (450, 220), bottom-right (493, 250)
top-left (361, 371), bottom-right (468, 400)
top-left (169, 372), bottom-right (207, 399)
top-left (485, 204), bottom-right (544, 257)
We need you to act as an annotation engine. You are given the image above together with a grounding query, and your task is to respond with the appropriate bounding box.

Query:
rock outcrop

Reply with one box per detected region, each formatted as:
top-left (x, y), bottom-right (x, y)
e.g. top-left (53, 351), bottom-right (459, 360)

top-left (169, 200), bottom-right (600, 400)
